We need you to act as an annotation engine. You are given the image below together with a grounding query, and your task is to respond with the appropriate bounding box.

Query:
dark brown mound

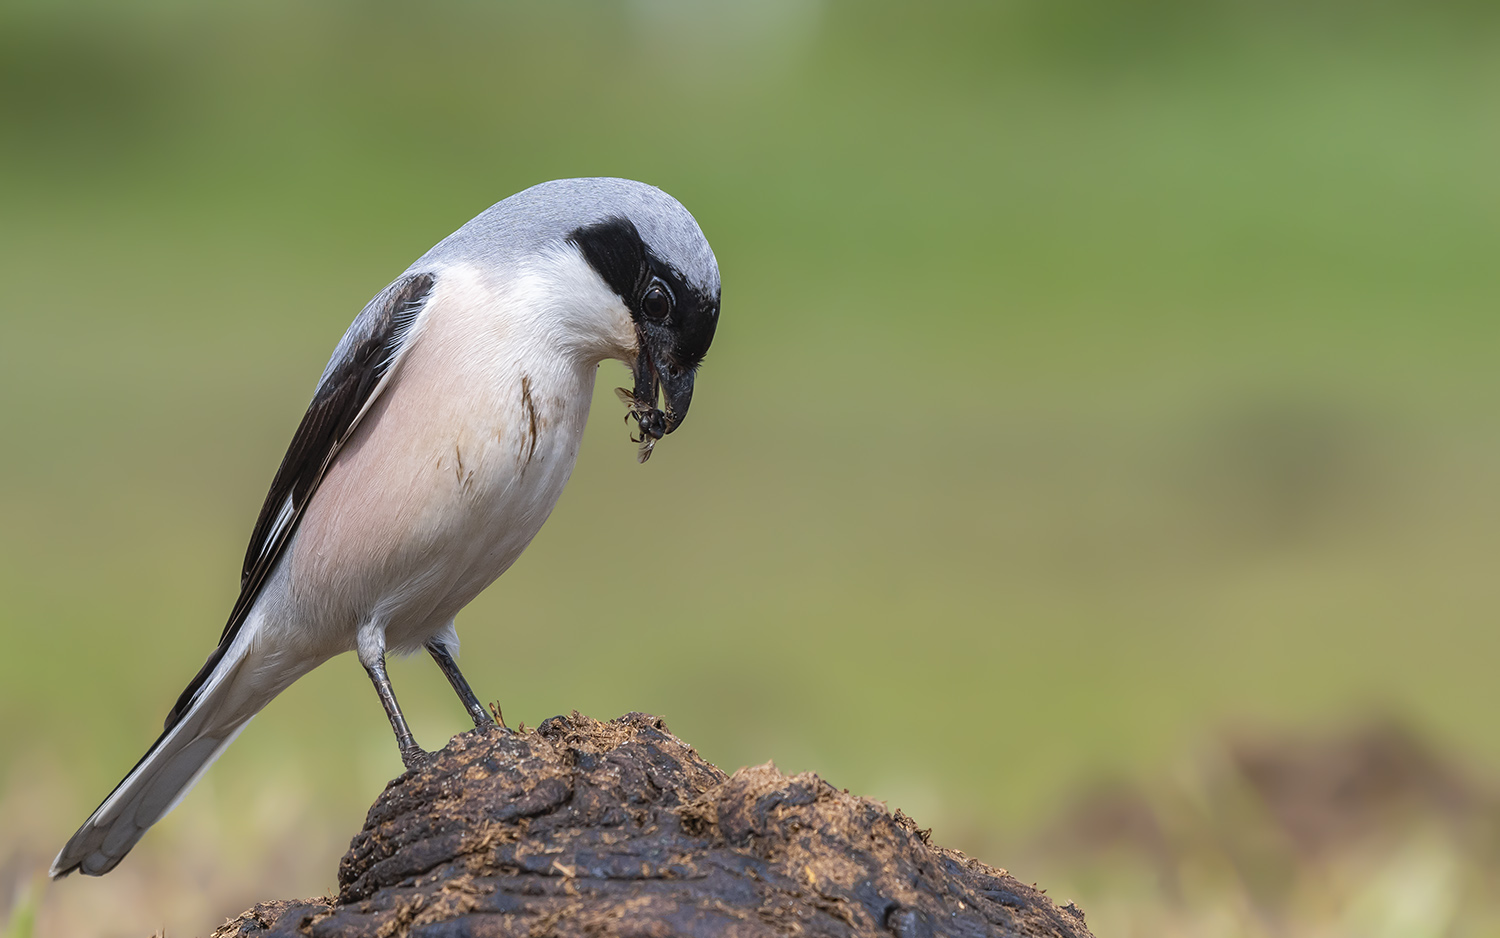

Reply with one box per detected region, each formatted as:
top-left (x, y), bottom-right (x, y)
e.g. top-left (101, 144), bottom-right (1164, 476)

top-left (213, 712), bottom-right (1091, 938)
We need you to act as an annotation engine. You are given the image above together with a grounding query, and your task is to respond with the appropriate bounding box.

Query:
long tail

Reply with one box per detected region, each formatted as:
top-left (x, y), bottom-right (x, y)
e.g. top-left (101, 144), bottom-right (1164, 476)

top-left (51, 629), bottom-right (305, 877)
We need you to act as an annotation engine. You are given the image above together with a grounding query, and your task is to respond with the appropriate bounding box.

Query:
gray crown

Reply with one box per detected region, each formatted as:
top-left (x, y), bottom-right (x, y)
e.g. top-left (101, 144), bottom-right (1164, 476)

top-left (412, 177), bottom-right (719, 299)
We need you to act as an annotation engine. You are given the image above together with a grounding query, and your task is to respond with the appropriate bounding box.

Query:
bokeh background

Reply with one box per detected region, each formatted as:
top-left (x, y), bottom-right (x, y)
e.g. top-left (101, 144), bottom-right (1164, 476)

top-left (3, 1), bottom-right (1499, 935)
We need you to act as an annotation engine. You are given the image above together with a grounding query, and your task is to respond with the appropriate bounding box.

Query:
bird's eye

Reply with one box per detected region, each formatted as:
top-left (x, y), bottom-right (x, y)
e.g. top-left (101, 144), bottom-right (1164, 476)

top-left (641, 282), bottom-right (672, 320)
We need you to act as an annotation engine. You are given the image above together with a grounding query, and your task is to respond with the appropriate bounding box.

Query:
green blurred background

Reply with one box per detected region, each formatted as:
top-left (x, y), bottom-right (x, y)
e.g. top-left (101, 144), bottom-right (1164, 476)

top-left (2, 1), bottom-right (1499, 935)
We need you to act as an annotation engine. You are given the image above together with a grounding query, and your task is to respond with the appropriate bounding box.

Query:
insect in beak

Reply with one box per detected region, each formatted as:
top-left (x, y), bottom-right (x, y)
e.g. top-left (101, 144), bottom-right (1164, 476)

top-left (615, 387), bottom-right (664, 463)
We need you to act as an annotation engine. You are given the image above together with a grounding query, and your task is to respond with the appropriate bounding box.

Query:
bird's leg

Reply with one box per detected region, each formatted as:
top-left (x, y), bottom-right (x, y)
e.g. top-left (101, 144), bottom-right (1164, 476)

top-left (425, 639), bottom-right (496, 728)
top-left (357, 629), bottom-right (426, 770)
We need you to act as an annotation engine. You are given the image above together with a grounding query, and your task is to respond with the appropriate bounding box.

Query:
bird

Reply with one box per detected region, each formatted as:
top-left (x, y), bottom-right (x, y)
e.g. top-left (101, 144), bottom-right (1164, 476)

top-left (51, 177), bottom-right (721, 878)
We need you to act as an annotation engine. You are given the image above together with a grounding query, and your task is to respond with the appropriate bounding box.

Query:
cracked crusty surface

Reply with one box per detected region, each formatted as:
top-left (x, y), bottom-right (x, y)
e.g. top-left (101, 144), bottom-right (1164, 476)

top-left (212, 712), bottom-right (1093, 938)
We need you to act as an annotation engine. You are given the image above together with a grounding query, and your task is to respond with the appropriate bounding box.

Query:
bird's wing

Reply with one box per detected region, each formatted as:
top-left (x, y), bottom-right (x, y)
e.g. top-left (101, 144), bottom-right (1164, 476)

top-left (163, 271), bottom-right (436, 731)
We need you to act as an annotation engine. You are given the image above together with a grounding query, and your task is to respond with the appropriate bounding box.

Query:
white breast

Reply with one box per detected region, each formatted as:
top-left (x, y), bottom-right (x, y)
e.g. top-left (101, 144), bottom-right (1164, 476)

top-left (274, 252), bottom-right (635, 657)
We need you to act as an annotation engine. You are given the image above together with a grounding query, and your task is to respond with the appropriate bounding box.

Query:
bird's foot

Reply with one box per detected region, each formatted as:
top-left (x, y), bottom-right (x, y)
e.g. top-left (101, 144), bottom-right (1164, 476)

top-left (399, 744), bottom-right (429, 771)
top-left (464, 700), bottom-right (496, 729)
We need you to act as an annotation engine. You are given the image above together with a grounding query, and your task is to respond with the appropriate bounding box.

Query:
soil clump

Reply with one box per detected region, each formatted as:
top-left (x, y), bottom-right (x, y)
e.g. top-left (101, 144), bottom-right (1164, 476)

top-left (214, 712), bottom-right (1092, 938)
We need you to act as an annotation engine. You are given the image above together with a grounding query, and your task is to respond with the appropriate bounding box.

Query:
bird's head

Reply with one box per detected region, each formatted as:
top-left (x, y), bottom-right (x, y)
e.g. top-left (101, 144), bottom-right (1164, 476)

top-left (419, 178), bottom-right (721, 462)
top-left (562, 183), bottom-right (720, 462)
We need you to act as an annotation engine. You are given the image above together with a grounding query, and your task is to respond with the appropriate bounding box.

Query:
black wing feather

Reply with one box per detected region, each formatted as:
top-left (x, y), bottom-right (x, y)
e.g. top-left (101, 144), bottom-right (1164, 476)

top-left (164, 272), bottom-right (436, 730)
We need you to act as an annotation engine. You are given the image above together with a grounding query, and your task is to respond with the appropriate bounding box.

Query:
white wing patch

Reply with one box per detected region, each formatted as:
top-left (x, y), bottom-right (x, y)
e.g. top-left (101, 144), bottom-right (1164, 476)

top-left (260, 493), bottom-right (297, 560)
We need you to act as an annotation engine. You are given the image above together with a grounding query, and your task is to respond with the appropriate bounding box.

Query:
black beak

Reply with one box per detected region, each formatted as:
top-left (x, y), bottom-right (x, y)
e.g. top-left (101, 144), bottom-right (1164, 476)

top-left (657, 365), bottom-right (695, 434)
top-left (620, 340), bottom-right (696, 462)
top-left (629, 344), bottom-right (695, 438)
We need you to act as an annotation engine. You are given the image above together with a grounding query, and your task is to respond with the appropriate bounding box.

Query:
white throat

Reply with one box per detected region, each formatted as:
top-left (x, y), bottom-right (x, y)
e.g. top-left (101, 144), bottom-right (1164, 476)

top-left (499, 242), bottom-right (639, 370)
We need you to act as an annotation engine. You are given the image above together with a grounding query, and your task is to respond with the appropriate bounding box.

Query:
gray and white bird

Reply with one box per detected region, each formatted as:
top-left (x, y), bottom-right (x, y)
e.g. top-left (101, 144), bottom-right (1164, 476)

top-left (51, 177), bottom-right (721, 878)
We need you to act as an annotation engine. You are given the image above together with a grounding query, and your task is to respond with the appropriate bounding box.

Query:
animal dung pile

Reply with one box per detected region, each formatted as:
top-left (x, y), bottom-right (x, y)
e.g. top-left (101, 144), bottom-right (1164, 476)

top-left (213, 712), bottom-right (1092, 938)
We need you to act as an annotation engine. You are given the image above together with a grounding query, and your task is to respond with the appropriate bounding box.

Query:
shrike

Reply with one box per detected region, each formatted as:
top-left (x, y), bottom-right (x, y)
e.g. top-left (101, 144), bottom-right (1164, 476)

top-left (51, 177), bottom-right (721, 878)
